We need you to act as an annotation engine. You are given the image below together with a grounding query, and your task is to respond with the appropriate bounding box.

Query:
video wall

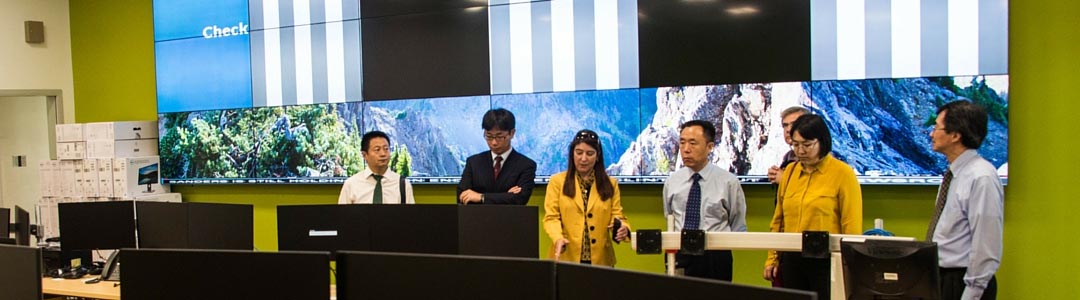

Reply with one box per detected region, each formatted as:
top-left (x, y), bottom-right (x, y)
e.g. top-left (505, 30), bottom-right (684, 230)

top-left (155, 0), bottom-right (1009, 185)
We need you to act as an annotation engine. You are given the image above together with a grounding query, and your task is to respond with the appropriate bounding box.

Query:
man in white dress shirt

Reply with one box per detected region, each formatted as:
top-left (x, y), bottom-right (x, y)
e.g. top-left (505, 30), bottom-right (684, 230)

top-left (338, 131), bottom-right (415, 204)
top-left (927, 101), bottom-right (1003, 300)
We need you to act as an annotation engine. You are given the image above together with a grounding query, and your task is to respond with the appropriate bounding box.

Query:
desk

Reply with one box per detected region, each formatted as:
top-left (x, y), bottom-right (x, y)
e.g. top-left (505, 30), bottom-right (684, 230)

top-left (42, 277), bottom-right (121, 300)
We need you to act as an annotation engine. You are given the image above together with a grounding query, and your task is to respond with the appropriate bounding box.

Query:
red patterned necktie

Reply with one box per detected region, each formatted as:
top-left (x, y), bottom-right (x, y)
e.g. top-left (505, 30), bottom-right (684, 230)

top-left (494, 156), bottom-right (503, 179)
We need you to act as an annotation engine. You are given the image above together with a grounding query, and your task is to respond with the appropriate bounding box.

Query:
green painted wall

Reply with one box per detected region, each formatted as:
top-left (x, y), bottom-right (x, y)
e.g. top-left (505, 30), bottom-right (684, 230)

top-left (70, 0), bottom-right (157, 122)
top-left (70, 0), bottom-right (1080, 297)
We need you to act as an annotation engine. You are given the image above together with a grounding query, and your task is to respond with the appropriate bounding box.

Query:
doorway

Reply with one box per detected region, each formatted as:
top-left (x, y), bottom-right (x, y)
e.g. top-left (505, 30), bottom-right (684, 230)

top-left (0, 90), bottom-right (63, 245)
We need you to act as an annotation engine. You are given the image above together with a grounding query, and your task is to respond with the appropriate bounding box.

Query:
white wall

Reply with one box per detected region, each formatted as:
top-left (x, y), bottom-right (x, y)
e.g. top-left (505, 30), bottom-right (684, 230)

top-left (0, 0), bottom-right (74, 123)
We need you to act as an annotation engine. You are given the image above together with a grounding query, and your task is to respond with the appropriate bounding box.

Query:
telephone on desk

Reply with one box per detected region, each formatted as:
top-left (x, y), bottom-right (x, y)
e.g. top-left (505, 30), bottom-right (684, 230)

top-left (101, 251), bottom-right (121, 282)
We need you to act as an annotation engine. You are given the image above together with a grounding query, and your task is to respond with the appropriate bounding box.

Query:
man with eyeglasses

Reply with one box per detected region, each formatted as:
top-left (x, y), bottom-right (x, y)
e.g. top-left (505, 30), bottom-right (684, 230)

top-left (457, 108), bottom-right (537, 205)
top-left (927, 100), bottom-right (1003, 300)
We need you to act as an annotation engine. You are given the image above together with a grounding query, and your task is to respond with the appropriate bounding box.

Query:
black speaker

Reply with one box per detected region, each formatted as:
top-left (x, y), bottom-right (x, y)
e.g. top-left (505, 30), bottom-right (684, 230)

top-left (801, 231), bottom-right (830, 259)
top-left (679, 229), bottom-right (705, 256)
top-left (25, 21), bottom-right (44, 44)
top-left (635, 230), bottom-right (662, 254)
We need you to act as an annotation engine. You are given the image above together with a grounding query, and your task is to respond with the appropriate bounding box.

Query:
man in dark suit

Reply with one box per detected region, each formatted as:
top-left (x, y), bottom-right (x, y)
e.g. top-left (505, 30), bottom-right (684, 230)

top-left (457, 108), bottom-right (537, 205)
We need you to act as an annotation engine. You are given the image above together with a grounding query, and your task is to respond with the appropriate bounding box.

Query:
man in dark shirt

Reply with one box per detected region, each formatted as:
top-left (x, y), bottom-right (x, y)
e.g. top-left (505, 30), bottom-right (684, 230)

top-left (457, 108), bottom-right (537, 205)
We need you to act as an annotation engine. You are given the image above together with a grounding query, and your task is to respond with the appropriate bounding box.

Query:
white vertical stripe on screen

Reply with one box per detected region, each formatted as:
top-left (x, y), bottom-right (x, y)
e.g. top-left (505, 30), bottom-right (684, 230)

top-left (510, 3), bottom-right (534, 93)
top-left (593, 0), bottom-right (619, 89)
top-left (551, 0), bottom-right (576, 92)
top-left (325, 0), bottom-right (346, 103)
top-left (263, 0), bottom-right (283, 106)
top-left (294, 0), bottom-right (314, 105)
top-left (835, 0), bottom-right (866, 80)
top-left (947, 0), bottom-right (979, 76)
top-left (325, 1), bottom-right (342, 28)
top-left (326, 22), bottom-right (346, 103)
top-left (891, 0), bottom-right (920, 78)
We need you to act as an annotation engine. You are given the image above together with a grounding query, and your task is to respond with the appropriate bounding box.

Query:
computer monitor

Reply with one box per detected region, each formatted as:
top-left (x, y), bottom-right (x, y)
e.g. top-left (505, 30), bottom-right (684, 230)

top-left (13, 205), bottom-right (31, 246)
top-left (277, 204), bottom-right (372, 256)
top-left (0, 244), bottom-right (42, 300)
top-left (58, 202), bottom-right (138, 250)
top-left (121, 248), bottom-right (330, 300)
top-left (136, 202), bottom-right (254, 250)
top-left (336, 251), bottom-right (556, 300)
top-left (0, 207), bottom-right (10, 239)
top-left (137, 163), bottom-right (159, 192)
top-left (556, 262), bottom-right (815, 300)
top-left (841, 239), bottom-right (941, 300)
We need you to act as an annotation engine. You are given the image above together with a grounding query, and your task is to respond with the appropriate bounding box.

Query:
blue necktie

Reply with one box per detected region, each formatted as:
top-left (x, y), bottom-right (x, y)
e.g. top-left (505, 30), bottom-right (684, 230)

top-left (685, 173), bottom-right (703, 230)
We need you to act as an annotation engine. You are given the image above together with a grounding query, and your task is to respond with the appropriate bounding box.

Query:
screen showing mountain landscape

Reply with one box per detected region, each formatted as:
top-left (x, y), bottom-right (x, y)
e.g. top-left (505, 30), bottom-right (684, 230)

top-left (160, 75), bottom-right (1007, 185)
top-left (153, 0), bottom-right (1009, 185)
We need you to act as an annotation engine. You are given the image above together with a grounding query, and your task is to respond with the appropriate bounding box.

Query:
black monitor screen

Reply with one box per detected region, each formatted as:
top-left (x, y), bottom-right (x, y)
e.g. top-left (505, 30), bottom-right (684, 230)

top-left (336, 251), bottom-right (555, 300)
top-left (121, 249), bottom-right (329, 300)
top-left (58, 202), bottom-right (137, 250)
top-left (0, 207), bottom-right (10, 238)
top-left (841, 239), bottom-right (940, 300)
top-left (0, 244), bottom-right (42, 300)
top-left (557, 262), bottom-right (815, 300)
top-left (13, 206), bottom-right (31, 246)
top-left (277, 204), bottom-right (372, 255)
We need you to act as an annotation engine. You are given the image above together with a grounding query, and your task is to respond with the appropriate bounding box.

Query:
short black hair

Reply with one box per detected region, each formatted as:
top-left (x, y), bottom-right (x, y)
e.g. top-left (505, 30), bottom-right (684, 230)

top-left (482, 108), bottom-right (516, 131)
top-left (937, 100), bottom-right (988, 149)
top-left (361, 131), bottom-right (390, 152)
top-left (679, 120), bottom-right (717, 143)
top-left (790, 114), bottom-right (832, 159)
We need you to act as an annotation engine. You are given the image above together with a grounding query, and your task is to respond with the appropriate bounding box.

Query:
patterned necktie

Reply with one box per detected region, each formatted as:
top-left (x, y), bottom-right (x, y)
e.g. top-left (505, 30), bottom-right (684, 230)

top-left (372, 174), bottom-right (384, 204)
top-left (926, 170), bottom-right (953, 241)
top-left (685, 173), bottom-right (703, 230)
top-left (494, 156), bottom-right (503, 179)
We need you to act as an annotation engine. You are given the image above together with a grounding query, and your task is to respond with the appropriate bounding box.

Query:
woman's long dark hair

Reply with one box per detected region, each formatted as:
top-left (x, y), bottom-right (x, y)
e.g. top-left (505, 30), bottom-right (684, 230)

top-left (562, 129), bottom-right (615, 201)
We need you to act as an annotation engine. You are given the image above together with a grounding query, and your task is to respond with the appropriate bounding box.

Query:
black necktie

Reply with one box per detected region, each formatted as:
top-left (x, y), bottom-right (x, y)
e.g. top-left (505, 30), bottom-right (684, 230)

top-left (926, 170), bottom-right (953, 241)
top-left (494, 156), bottom-right (503, 179)
top-left (372, 174), bottom-right (384, 204)
top-left (685, 173), bottom-right (703, 230)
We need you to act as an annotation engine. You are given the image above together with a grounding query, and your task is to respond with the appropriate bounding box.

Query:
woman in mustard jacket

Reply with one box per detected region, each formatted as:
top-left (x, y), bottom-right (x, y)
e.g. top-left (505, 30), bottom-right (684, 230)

top-left (544, 129), bottom-right (631, 266)
top-left (764, 114), bottom-right (863, 300)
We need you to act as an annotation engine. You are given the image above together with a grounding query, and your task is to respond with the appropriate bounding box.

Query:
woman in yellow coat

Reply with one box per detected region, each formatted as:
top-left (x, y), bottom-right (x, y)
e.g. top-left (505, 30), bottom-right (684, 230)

top-left (764, 114), bottom-right (863, 300)
top-left (544, 129), bottom-right (631, 266)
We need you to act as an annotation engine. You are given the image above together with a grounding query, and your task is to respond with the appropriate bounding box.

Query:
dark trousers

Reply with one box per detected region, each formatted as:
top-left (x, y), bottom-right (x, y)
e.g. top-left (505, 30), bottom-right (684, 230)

top-left (779, 252), bottom-right (831, 300)
top-left (941, 267), bottom-right (997, 300)
top-left (675, 250), bottom-right (733, 281)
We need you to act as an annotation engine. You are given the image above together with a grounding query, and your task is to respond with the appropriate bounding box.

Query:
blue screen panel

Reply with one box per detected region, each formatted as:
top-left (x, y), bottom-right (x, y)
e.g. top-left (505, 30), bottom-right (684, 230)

top-left (155, 36), bottom-right (254, 113)
top-left (153, 0), bottom-right (249, 42)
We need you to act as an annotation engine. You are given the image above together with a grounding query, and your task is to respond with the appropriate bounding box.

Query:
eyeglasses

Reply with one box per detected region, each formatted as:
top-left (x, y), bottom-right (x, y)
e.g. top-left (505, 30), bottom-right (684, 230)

top-left (484, 134), bottom-right (510, 141)
top-left (574, 131), bottom-right (599, 141)
top-left (930, 125), bottom-right (948, 132)
top-left (790, 140), bottom-right (819, 151)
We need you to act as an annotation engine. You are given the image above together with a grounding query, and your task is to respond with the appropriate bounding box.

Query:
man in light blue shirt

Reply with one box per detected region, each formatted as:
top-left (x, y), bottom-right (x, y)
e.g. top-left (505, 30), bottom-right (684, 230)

top-left (663, 120), bottom-right (747, 281)
top-left (927, 101), bottom-right (1004, 300)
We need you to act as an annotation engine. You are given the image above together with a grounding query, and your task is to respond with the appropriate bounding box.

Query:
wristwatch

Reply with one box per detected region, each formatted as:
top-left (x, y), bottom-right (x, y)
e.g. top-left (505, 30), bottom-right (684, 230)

top-left (479, 194), bottom-right (485, 203)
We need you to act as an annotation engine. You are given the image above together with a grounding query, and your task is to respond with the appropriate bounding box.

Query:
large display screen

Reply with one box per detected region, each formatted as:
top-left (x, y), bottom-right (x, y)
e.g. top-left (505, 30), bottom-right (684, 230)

top-left (154, 0), bottom-right (1008, 185)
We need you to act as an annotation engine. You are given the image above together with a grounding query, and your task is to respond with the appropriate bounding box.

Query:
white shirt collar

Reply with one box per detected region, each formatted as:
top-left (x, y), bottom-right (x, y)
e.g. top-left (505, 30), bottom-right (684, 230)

top-left (491, 147), bottom-right (513, 163)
